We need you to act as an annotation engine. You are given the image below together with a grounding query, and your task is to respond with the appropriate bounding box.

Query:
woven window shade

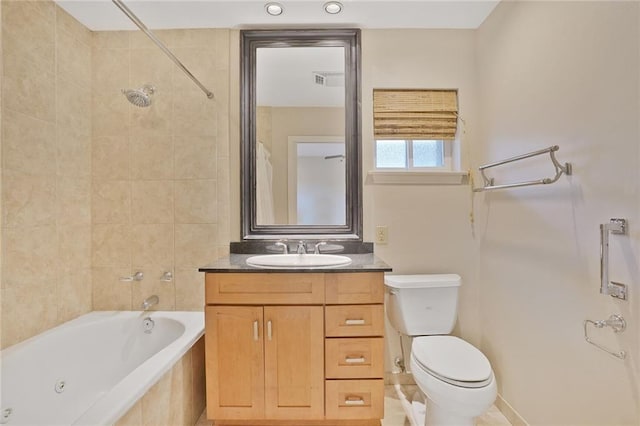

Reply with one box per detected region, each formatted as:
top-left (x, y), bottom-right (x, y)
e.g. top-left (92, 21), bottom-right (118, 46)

top-left (373, 89), bottom-right (458, 140)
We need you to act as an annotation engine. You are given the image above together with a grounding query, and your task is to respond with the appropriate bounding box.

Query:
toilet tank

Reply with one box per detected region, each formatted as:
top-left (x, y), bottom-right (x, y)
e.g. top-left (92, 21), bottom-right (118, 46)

top-left (384, 274), bottom-right (461, 336)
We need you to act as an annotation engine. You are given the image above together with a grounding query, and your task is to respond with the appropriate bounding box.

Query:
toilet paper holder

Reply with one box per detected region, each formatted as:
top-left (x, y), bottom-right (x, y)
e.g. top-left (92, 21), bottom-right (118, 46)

top-left (583, 314), bottom-right (626, 359)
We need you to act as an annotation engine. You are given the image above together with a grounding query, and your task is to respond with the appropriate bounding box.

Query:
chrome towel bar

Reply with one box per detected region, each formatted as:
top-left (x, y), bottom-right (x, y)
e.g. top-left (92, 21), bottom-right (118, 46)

top-left (599, 219), bottom-right (628, 300)
top-left (474, 145), bottom-right (572, 192)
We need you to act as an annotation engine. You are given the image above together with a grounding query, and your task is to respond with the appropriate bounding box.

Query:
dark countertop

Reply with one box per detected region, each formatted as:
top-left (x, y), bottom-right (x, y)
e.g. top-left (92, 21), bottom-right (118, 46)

top-left (199, 253), bottom-right (392, 273)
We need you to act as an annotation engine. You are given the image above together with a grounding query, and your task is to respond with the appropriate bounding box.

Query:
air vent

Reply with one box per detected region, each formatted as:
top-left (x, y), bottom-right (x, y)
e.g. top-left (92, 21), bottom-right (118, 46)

top-left (312, 71), bottom-right (344, 87)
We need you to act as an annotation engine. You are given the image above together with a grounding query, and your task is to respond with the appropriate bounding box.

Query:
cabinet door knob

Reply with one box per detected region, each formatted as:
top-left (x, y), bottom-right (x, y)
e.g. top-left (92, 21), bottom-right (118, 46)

top-left (344, 319), bottom-right (365, 325)
top-left (253, 320), bottom-right (259, 341)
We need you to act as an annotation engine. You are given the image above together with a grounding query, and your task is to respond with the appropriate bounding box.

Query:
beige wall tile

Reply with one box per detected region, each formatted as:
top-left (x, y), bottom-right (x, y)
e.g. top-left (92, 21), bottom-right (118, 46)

top-left (170, 350), bottom-right (193, 426)
top-left (171, 47), bottom-right (216, 92)
top-left (167, 28), bottom-right (218, 48)
top-left (57, 177), bottom-right (91, 225)
top-left (114, 400), bottom-right (142, 426)
top-left (93, 30), bottom-right (130, 49)
top-left (92, 94), bottom-right (130, 137)
top-left (174, 224), bottom-right (217, 268)
top-left (131, 180), bottom-right (174, 224)
top-left (130, 91), bottom-right (174, 135)
top-left (92, 180), bottom-right (131, 224)
top-left (173, 89), bottom-right (217, 137)
top-left (130, 48), bottom-right (173, 89)
top-left (130, 132), bottom-right (174, 180)
top-left (3, 53), bottom-right (56, 123)
top-left (131, 224), bottom-right (174, 268)
top-left (2, 225), bottom-right (57, 290)
top-left (92, 47), bottom-right (130, 91)
top-left (92, 267), bottom-right (132, 310)
top-left (2, 109), bottom-right (56, 176)
top-left (191, 337), bottom-right (206, 423)
top-left (1, 285), bottom-right (58, 349)
top-left (58, 224), bottom-right (92, 269)
top-left (131, 266), bottom-right (175, 311)
top-left (2, 0), bottom-right (55, 73)
top-left (174, 135), bottom-right (217, 179)
top-left (2, 171), bottom-right (56, 227)
top-left (92, 224), bottom-right (131, 267)
top-left (175, 180), bottom-right (216, 224)
top-left (174, 268), bottom-right (204, 311)
top-left (57, 127), bottom-right (91, 177)
top-left (141, 367), bottom-right (172, 426)
top-left (213, 29), bottom-right (230, 72)
top-left (57, 77), bottom-right (91, 136)
top-left (56, 267), bottom-right (91, 324)
top-left (56, 28), bottom-right (91, 88)
top-left (92, 135), bottom-right (130, 179)
top-left (55, 5), bottom-right (91, 46)
top-left (130, 29), bottom-right (175, 49)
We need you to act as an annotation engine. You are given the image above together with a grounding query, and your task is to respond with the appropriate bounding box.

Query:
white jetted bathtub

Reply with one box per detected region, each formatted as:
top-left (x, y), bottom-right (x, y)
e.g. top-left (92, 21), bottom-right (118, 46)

top-left (0, 311), bottom-right (204, 426)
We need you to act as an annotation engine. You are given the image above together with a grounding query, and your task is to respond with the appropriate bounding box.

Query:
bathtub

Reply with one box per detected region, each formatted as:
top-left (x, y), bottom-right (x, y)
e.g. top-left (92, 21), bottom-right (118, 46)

top-left (0, 311), bottom-right (204, 426)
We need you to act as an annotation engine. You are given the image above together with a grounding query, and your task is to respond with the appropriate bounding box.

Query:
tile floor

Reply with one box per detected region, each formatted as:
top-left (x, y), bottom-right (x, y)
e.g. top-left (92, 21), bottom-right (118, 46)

top-left (196, 385), bottom-right (511, 426)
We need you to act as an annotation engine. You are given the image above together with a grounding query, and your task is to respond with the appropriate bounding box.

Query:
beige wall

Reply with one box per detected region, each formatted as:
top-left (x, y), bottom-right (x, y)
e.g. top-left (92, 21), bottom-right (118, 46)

top-left (475, 1), bottom-right (639, 424)
top-left (91, 28), bottom-right (230, 312)
top-left (1, 1), bottom-right (92, 348)
top-left (360, 30), bottom-right (481, 371)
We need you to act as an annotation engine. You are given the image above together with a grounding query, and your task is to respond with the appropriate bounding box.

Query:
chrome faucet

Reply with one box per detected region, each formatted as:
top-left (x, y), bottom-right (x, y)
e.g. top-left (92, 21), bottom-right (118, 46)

top-left (274, 240), bottom-right (288, 254)
top-left (141, 295), bottom-right (159, 311)
top-left (296, 241), bottom-right (307, 254)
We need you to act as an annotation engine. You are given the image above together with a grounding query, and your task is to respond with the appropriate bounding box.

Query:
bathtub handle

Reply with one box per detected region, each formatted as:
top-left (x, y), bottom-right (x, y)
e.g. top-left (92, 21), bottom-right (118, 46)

top-left (267, 320), bottom-right (272, 341)
top-left (253, 320), bottom-right (259, 341)
top-left (119, 271), bottom-right (144, 282)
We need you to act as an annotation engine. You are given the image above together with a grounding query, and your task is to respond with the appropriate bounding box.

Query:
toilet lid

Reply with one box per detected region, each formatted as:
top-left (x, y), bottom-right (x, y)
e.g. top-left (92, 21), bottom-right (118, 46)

top-left (412, 336), bottom-right (493, 388)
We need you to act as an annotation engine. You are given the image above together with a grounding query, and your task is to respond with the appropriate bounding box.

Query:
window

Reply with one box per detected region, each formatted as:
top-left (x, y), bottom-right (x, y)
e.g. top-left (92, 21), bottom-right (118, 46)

top-left (375, 139), bottom-right (451, 170)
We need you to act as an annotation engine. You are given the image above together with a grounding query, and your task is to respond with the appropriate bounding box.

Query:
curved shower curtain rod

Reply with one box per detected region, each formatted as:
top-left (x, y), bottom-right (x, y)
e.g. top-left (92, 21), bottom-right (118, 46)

top-left (112, 0), bottom-right (215, 100)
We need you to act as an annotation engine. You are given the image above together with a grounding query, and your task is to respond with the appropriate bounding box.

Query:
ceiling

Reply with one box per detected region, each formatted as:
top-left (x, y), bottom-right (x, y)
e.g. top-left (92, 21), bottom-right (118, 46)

top-left (55, 1), bottom-right (500, 31)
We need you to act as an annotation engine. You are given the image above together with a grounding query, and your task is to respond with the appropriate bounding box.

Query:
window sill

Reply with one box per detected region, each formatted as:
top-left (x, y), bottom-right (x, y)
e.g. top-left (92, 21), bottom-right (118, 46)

top-left (367, 170), bottom-right (469, 185)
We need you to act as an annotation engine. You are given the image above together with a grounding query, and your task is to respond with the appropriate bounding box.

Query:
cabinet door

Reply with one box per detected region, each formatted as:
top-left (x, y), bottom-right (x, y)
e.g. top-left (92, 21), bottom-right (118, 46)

top-left (264, 306), bottom-right (325, 419)
top-left (206, 306), bottom-right (264, 419)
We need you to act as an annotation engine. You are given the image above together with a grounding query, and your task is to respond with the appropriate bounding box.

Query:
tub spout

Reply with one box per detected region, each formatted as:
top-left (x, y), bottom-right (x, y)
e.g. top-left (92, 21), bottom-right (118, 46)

top-left (141, 295), bottom-right (159, 311)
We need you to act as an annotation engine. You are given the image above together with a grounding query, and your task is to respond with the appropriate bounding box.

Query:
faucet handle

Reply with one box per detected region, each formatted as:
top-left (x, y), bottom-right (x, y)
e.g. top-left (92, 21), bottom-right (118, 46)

top-left (314, 241), bottom-right (327, 254)
top-left (160, 271), bottom-right (173, 282)
top-left (119, 271), bottom-right (144, 282)
top-left (274, 240), bottom-right (289, 254)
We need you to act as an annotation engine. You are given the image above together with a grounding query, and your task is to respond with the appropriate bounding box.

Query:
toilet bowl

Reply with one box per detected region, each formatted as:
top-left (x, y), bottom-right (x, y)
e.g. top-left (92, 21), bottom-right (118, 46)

top-left (385, 274), bottom-right (497, 426)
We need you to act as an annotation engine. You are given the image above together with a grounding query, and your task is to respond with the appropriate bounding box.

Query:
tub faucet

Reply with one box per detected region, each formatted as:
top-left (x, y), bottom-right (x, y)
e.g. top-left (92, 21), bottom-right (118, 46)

top-left (141, 295), bottom-right (159, 311)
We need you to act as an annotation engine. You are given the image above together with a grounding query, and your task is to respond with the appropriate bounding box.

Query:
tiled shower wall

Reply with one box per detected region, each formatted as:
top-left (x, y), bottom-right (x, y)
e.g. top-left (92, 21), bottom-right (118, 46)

top-left (1, 1), bottom-right (93, 348)
top-left (90, 29), bottom-right (230, 312)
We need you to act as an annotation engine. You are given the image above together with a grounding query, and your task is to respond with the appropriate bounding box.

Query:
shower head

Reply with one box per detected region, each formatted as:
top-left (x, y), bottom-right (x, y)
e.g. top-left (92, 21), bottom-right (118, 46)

top-left (121, 84), bottom-right (155, 107)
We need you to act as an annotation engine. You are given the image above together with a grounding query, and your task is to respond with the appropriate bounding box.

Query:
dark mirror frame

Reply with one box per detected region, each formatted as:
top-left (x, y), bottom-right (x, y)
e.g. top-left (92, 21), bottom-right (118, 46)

top-left (240, 29), bottom-right (362, 241)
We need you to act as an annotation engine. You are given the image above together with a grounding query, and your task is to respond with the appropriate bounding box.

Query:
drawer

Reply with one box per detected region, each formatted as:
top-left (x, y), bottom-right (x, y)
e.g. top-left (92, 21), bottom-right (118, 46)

top-left (325, 338), bottom-right (384, 379)
top-left (325, 379), bottom-right (384, 420)
top-left (325, 273), bottom-right (384, 304)
top-left (325, 305), bottom-right (384, 337)
top-left (205, 273), bottom-right (324, 305)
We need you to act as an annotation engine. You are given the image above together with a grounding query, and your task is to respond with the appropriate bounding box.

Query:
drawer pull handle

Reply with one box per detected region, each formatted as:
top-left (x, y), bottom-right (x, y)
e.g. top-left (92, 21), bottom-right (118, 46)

top-left (253, 320), bottom-right (259, 341)
top-left (344, 397), bottom-right (365, 406)
top-left (345, 319), bottom-right (366, 325)
top-left (267, 320), bottom-right (272, 341)
top-left (345, 356), bottom-right (366, 364)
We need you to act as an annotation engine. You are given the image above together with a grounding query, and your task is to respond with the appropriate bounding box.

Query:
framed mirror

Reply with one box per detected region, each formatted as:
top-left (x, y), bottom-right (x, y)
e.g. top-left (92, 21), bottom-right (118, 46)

top-left (241, 29), bottom-right (362, 240)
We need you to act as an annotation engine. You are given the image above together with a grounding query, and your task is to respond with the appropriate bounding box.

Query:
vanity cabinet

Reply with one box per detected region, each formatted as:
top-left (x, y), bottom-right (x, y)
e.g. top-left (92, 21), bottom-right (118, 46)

top-left (204, 271), bottom-right (385, 426)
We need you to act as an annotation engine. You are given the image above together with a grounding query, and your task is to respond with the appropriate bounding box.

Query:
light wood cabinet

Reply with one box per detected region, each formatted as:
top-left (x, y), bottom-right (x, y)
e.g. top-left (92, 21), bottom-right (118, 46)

top-left (205, 272), bottom-right (385, 425)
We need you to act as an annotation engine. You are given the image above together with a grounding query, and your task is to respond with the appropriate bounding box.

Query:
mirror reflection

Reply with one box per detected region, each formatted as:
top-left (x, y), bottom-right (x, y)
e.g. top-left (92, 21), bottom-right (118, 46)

top-left (255, 47), bottom-right (346, 225)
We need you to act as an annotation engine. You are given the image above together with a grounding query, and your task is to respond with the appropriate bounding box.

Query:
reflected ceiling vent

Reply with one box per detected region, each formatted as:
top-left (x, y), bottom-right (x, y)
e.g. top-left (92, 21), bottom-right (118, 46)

top-left (312, 71), bottom-right (344, 87)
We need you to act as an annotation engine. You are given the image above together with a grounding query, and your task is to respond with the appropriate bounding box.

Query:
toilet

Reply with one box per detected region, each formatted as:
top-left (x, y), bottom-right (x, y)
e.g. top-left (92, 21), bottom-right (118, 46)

top-left (385, 274), bottom-right (497, 426)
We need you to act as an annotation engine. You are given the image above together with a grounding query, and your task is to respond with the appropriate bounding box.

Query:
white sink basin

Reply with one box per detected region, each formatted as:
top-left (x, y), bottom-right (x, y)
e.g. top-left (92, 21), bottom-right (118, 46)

top-left (246, 254), bottom-right (352, 268)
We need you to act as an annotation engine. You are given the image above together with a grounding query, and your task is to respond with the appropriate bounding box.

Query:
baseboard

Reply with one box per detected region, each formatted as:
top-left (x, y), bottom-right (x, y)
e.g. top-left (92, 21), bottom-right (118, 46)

top-left (495, 394), bottom-right (528, 426)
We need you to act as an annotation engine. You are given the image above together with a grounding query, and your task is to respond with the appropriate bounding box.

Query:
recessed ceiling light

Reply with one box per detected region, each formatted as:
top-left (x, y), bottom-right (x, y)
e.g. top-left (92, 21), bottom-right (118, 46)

top-left (265, 2), bottom-right (283, 16)
top-left (323, 1), bottom-right (343, 14)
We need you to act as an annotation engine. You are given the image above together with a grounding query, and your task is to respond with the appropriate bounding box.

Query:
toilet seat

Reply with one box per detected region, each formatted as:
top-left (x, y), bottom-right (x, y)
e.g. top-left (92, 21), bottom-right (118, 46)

top-left (411, 336), bottom-right (492, 389)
